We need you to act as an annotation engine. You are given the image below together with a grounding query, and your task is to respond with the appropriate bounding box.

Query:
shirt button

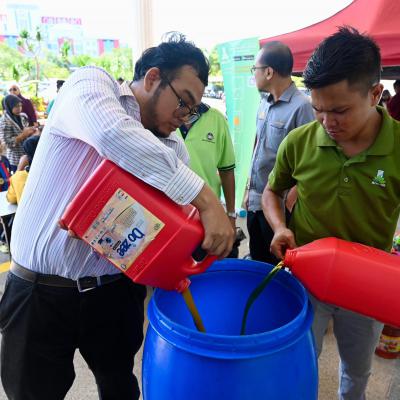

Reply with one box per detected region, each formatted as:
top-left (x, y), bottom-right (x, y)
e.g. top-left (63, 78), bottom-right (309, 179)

top-left (344, 177), bottom-right (349, 183)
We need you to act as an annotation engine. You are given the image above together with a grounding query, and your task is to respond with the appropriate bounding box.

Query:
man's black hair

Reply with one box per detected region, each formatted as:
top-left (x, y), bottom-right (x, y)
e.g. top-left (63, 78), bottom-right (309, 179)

top-left (303, 26), bottom-right (381, 93)
top-left (393, 80), bottom-right (400, 89)
top-left (133, 32), bottom-right (210, 86)
top-left (259, 41), bottom-right (293, 77)
top-left (56, 80), bottom-right (65, 90)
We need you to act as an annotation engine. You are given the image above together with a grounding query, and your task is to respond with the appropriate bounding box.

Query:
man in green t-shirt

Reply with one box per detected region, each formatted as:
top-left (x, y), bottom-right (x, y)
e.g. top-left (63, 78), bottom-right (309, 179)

top-left (177, 103), bottom-right (241, 256)
top-left (263, 27), bottom-right (400, 400)
top-left (177, 103), bottom-right (236, 221)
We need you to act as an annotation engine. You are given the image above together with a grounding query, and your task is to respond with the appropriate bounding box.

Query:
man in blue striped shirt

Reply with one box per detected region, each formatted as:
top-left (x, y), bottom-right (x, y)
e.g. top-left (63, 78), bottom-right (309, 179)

top-left (0, 33), bottom-right (234, 400)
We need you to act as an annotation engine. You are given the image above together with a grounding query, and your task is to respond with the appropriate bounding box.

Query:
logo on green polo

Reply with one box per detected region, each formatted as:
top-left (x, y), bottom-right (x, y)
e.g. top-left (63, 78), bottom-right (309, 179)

top-left (372, 170), bottom-right (386, 187)
top-left (202, 132), bottom-right (215, 143)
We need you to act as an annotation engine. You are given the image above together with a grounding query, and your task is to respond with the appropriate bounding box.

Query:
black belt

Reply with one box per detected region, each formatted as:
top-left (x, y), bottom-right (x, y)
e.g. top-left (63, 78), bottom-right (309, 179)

top-left (10, 261), bottom-right (123, 292)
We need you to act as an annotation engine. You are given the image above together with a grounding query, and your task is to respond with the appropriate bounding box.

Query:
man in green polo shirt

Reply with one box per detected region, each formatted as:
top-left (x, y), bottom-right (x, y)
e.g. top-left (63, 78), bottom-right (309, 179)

top-left (177, 103), bottom-right (236, 221)
top-left (262, 26), bottom-right (400, 400)
top-left (177, 103), bottom-right (240, 256)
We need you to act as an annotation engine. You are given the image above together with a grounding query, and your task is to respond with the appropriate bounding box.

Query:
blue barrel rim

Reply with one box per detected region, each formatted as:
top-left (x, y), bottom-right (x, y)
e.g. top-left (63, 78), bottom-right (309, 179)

top-left (147, 259), bottom-right (314, 358)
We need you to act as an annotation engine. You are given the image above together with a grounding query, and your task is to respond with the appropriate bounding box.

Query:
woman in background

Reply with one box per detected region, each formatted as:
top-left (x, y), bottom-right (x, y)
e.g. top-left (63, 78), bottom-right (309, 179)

top-left (379, 89), bottom-right (392, 109)
top-left (7, 135), bottom-right (40, 204)
top-left (0, 94), bottom-right (37, 172)
top-left (8, 84), bottom-right (38, 126)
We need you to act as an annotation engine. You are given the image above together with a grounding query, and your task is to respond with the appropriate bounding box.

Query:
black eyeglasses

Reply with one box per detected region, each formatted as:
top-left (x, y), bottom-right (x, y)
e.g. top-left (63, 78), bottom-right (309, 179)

top-left (250, 65), bottom-right (269, 75)
top-left (9, 88), bottom-right (18, 92)
top-left (165, 80), bottom-right (200, 122)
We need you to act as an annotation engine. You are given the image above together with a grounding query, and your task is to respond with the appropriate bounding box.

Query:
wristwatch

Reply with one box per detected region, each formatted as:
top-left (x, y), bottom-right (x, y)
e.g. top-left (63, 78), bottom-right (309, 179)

top-left (227, 211), bottom-right (237, 219)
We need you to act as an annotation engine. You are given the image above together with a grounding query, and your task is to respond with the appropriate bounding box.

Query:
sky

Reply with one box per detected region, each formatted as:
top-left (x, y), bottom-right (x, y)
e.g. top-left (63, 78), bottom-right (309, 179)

top-left (11, 0), bottom-right (353, 49)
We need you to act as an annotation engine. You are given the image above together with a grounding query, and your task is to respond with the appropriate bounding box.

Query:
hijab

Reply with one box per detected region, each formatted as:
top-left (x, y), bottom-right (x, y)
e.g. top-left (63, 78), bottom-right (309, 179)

top-left (2, 94), bottom-right (23, 129)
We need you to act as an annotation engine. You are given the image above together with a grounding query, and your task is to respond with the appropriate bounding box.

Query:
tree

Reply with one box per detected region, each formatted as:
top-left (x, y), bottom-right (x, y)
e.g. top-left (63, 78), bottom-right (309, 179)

top-left (208, 46), bottom-right (221, 78)
top-left (17, 27), bottom-right (43, 95)
top-left (94, 48), bottom-right (133, 81)
top-left (0, 40), bottom-right (135, 97)
top-left (12, 65), bottom-right (20, 82)
top-left (0, 43), bottom-right (25, 81)
top-left (71, 54), bottom-right (94, 67)
top-left (60, 40), bottom-right (72, 67)
top-left (60, 41), bottom-right (71, 61)
top-left (202, 46), bottom-right (221, 78)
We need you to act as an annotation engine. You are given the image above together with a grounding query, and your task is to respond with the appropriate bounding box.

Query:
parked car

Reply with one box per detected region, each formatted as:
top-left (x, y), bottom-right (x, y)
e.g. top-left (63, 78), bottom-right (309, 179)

top-left (204, 84), bottom-right (224, 99)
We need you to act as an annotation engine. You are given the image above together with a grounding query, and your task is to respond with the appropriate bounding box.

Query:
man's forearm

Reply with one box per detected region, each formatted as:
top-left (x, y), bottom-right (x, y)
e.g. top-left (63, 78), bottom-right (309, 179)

top-left (262, 184), bottom-right (286, 232)
top-left (191, 183), bottom-right (220, 212)
top-left (190, 183), bottom-right (235, 258)
top-left (219, 169), bottom-right (235, 213)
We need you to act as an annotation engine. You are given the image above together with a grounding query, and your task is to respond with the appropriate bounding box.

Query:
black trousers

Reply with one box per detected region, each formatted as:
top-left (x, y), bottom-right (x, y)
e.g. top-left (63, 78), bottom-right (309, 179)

top-left (0, 272), bottom-right (146, 400)
top-left (247, 210), bottom-right (279, 265)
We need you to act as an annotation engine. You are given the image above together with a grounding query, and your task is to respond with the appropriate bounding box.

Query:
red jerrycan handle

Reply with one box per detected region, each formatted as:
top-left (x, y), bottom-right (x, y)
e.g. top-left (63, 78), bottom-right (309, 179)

top-left (182, 245), bottom-right (217, 275)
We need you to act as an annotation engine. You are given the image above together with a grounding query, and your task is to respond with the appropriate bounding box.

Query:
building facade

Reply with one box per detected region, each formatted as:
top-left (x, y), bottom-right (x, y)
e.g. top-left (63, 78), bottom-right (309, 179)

top-left (0, 3), bottom-right (121, 56)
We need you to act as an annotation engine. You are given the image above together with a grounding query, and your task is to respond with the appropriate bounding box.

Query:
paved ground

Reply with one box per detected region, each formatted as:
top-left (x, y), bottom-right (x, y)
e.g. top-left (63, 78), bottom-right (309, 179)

top-left (0, 218), bottom-right (398, 399)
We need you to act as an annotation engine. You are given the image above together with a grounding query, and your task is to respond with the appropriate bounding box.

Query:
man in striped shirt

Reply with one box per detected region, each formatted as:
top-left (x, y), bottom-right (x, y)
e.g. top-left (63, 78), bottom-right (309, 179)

top-left (0, 33), bottom-right (234, 400)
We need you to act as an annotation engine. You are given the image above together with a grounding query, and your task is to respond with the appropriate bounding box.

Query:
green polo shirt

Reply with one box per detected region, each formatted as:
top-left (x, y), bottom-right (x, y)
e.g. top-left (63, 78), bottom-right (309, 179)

top-left (177, 108), bottom-right (235, 198)
top-left (268, 107), bottom-right (400, 252)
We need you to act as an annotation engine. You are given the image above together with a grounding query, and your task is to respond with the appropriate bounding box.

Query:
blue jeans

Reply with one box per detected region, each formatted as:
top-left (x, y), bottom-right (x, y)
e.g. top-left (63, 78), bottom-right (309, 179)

top-left (310, 295), bottom-right (383, 400)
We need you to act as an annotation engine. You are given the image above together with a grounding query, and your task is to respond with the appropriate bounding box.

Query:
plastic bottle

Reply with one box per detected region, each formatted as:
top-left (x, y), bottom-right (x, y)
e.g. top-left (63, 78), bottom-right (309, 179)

top-left (375, 325), bottom-right (400, 359)
top-left (237, 208), bottom-right (247, 218)
top-left (61, 159), bottom-right (216, 292)
top-left (283, 237), bottom-right (400, 328)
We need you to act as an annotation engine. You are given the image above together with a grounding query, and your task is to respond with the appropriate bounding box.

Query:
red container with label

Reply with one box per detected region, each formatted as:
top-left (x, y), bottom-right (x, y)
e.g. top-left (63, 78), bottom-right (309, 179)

top-left (375, 325), bottom-right (400, 359)
top-left (60, 159), bottom-right (216, 292)
top-left (283, 237), bottom-right (400, 328)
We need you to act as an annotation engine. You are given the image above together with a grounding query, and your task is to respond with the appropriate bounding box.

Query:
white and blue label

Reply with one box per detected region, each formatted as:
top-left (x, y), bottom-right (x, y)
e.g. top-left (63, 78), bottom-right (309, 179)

top-left (83, 188), bottom-right (165, 271)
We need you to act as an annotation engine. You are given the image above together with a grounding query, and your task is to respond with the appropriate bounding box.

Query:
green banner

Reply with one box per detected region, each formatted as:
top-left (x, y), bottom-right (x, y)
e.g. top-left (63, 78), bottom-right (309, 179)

top-left (217, 37), bottom-right (260, 211)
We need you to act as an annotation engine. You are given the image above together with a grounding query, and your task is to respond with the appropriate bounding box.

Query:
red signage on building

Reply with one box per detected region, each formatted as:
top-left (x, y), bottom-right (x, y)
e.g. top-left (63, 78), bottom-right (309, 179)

top-left (41, 16), bottom-right (82, 25)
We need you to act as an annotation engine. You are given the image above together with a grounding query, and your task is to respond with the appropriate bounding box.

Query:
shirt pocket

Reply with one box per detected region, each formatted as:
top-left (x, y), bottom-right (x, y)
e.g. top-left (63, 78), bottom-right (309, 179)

top-left (267, 121), bottom-right (287, 152)
top-left (256, 116), bottom-right (266, 135)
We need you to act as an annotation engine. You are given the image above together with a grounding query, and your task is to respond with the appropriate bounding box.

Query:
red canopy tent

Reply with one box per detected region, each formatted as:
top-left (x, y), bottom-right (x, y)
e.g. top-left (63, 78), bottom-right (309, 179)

top-left (259, 0), bottom-right (400, 78)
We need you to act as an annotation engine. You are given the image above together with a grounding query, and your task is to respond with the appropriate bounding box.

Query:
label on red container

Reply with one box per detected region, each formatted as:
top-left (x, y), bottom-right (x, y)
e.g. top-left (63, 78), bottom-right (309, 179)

top-left (377, 334), bottom-right (400, 354)
top-left (83, 188), bottom-right (165, 271)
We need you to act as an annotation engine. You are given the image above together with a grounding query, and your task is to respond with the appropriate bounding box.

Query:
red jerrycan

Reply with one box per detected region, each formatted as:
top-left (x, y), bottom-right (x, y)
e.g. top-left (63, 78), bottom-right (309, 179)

top-left (283, 237), bottom-right (400, 328)
top-left (60, 159), bottom-right (216, 292)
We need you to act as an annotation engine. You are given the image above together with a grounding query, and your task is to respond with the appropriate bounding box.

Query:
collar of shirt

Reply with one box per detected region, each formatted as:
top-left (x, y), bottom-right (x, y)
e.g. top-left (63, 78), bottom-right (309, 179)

top-left (119, 81), bottom-right (133, 97)
top-left (267, 82), bottom-right (297, 104)
top-left (118, 80), bottom-right (181, 145)
top-left (118, 80), bottom-right (142, 123)
top-left (315, 106), bottom-right (394, 156)
top-left (178, 103), bottom-right (210, 138)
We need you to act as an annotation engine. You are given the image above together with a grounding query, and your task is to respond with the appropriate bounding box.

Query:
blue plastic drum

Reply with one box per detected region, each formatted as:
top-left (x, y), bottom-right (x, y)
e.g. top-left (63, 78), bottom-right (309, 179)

top-left (142, 259), bottom-right (318, 400)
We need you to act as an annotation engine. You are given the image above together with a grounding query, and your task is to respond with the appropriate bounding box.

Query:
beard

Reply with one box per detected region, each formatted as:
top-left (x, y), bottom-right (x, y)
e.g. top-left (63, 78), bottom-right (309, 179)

top-left (146, 86), bottom-right (170, 138)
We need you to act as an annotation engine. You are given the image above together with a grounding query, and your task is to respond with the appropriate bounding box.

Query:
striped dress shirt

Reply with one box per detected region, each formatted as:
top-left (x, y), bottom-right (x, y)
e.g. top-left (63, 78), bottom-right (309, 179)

top-left (11, 66), bottom-right (204, 279)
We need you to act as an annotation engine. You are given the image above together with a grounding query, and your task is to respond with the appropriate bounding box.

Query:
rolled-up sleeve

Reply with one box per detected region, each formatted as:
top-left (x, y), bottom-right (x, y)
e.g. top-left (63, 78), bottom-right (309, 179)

top-left (268, 136), bottom-right (296, 193)
top-left (50, 67), bottom-right (204, 204)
